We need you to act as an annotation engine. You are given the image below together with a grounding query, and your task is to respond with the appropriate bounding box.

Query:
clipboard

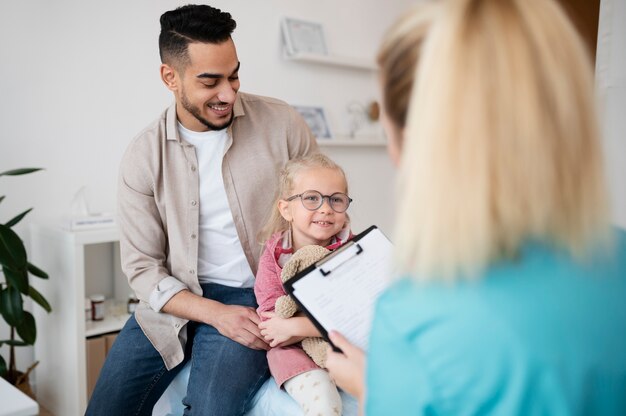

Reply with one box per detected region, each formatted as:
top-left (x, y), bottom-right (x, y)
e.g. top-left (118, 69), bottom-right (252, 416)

top-left (283, 225), bottom-right (393, 352)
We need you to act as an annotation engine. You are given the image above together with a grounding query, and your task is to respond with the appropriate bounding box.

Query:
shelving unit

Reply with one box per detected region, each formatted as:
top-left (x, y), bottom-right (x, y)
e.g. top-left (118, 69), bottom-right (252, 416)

top-left (283, 49), bottom-right (385, 146)
top-left (284, 52), bottom-right (376, 71)
top-left (29, 224), bottom-right (128, 416)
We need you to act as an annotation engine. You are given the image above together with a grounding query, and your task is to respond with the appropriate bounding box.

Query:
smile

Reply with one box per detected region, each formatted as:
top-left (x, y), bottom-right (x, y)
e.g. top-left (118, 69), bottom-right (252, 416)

top-left (207, 103), bottom-right (232, 116)
top-left (313, 221), bottom-right (333, 226)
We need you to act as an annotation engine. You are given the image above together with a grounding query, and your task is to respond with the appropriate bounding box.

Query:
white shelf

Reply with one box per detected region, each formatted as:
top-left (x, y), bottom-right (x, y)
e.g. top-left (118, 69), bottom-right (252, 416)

top-left (85, 313), bottom-right (130, 338)
top-left (318, 139), bottom-right (386, 147)
top-left (285, 52), bottom-right (376, 71)
top-left (30, 224), bottom-right (126, 416)
top-left (33, 223), bottom-right (119, 245)
top-left (317, 135), bottom-right (386, 147)
top-left (70, 226), bottom-right (119, 245)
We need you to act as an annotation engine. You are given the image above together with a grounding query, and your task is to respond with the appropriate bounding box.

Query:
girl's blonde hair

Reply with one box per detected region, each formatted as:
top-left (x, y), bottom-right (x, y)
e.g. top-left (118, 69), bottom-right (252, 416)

top-left (384, 0), bottom-right (610, 280)
top-left (258, 153), bottom-right (349, 244)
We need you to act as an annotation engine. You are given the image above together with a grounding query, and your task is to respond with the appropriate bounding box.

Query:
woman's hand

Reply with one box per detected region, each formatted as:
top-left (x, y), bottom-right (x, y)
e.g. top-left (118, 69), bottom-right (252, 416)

top-left (326, 331), bottom-right (366, 400)
top-left (258, 312), bottom-right (305, 347)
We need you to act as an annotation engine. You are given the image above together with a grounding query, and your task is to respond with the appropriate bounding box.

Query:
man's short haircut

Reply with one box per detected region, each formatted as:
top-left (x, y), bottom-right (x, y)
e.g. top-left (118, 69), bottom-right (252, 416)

top-left (159, 4), bottom-right (236, 70)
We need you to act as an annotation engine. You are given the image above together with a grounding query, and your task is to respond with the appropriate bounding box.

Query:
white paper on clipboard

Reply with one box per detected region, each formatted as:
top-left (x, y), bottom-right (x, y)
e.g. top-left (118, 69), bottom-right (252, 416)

top-left (286, 226), bottom-right (393, 351)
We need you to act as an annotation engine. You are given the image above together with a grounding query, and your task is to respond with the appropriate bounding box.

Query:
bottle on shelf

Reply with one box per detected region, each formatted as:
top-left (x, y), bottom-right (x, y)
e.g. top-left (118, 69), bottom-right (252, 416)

top-left (90, 294), bottom-right (105, 321)
top-left (127, 293), bottom-right (139, 314)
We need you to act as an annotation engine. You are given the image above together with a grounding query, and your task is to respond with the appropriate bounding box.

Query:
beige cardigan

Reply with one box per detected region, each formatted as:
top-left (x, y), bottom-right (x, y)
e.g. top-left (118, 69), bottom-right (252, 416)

top-left (117, 92), bottom-right (317, 369)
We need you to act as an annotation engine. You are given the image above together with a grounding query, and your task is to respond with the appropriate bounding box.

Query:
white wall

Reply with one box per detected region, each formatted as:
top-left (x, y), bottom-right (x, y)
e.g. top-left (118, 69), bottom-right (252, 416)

top-left (0, 0), bottom-right (410, 232)
top-left (597, 0), bottom-right (626, 228)
top-left (3, 0), bottom-right (624, 385)
top-left (0, 0), bottom-right (411, 378)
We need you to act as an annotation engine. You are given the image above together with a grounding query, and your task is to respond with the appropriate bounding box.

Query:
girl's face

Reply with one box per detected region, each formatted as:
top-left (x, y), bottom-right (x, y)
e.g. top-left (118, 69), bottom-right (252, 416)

top-left (279, 167), bottom-right (349, 251)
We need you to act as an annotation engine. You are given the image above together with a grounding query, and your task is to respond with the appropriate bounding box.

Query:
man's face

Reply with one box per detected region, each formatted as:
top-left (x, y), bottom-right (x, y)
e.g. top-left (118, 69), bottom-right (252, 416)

top-left (173, 39), bottom-right (241, 131)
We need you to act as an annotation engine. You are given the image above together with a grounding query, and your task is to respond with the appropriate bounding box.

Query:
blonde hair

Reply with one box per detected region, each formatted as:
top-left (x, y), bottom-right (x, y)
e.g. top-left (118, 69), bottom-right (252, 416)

top-left (385, 0), bottom-right (610, 280)
top-left (258, 153), bottom-right (349, 244)
top-left (377, 2), bottom-right (436, 130)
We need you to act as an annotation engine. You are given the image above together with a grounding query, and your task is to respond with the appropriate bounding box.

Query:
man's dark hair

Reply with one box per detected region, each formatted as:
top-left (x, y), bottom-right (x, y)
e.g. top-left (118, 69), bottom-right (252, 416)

top-left (159, 4), bottom-right (236, 69)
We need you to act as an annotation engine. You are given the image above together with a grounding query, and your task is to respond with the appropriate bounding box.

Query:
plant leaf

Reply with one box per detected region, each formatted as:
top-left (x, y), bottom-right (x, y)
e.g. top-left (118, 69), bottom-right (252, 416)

top-left (0, 168), bottom-right (43, 176)
top-left (5, 208), bottom-right (33, 228)
top-left (16, 311), bottom-right (36, 344)
top-left (29, 286), bottom-right (51, 313)
top-left (0, 286), bottom-right (24, 326)
top-left (28, 262), bottom-right (48, 279)
top-left (2, 265), bottom-right (29, 294)
top-left (0, 195), bottom-right (5, 204)
top-left (0, 354), bottom-right (6, 377)
top-left (0, 224), bottom-right (27, 270)
top-left (0, 339), bottom-right (28, 346)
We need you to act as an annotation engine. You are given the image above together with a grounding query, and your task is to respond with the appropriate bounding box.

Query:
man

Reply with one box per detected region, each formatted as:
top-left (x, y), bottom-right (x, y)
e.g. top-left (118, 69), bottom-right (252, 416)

top-left (86, 5), bottom-right (317, 415)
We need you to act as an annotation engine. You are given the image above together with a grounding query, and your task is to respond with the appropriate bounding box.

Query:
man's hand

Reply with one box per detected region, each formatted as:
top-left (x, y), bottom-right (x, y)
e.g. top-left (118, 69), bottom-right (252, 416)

top-left (259, 312), bottom-right (305, 347)
top-left (325, 331), bottom-right (366, 399)
top-left (210, 304), bottom-right (270, 350)
top-left (161, 290), bottom-right (269, 350)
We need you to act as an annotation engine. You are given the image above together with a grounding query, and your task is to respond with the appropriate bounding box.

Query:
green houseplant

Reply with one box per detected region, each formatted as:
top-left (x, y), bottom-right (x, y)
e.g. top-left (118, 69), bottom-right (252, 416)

top-left (0, 168), bottom-right (51, 391)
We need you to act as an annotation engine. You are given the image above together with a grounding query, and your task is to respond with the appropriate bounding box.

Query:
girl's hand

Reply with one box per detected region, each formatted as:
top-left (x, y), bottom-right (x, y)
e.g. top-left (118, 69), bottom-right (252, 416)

top-left (259, 312), bottom-right (305, 347)
top-left (326, 331), bottom-right (366, 400)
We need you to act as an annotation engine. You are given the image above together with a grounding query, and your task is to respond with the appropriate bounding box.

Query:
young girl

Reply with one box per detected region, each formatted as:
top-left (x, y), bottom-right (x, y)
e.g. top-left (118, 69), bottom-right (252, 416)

top-left (254, 153), bottom-right (353, 415)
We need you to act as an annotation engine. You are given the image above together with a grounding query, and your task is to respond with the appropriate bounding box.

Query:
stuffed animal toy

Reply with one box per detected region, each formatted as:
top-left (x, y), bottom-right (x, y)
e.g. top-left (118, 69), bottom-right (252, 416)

top-left (275, 245), bottom-right (331, 368)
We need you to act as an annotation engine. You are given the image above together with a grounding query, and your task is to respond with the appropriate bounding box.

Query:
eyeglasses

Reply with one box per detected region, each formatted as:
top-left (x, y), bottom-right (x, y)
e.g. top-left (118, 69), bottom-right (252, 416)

top-left (285, 190), bottom-right (353, 213)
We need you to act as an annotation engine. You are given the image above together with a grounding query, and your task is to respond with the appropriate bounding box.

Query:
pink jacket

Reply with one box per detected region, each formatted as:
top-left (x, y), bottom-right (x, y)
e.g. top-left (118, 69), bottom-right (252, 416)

top-left (254, 230), bottom-right (351, 387)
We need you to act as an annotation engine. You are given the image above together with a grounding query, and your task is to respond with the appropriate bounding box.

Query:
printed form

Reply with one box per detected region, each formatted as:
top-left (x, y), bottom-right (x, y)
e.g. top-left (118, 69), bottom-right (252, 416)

top-left (288, 227), bottom-right (393, 351)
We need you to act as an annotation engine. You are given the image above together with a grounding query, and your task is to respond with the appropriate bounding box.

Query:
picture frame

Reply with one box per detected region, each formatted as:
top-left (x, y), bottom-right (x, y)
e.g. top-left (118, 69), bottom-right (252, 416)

top-left (293, 106), bottom-right (332, 139)
top-left (281, 17), bottom-right (328, 56)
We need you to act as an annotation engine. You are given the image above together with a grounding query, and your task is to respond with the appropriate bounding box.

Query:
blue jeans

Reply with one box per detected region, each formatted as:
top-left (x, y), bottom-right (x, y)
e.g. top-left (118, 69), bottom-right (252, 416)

top-left (85, 283), bottom-right (269, 416)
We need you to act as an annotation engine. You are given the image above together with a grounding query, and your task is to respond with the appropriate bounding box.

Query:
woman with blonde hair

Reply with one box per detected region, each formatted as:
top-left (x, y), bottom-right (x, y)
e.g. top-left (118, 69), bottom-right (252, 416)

top-left (326, 0), bottom-right (626, 414)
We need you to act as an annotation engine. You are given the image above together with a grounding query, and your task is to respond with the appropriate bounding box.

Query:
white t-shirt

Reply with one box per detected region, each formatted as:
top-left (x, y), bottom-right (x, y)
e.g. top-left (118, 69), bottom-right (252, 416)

top-left (148, 123), bottom-right (255, 311)
top-left (178, 123), bottom-right (255, 288)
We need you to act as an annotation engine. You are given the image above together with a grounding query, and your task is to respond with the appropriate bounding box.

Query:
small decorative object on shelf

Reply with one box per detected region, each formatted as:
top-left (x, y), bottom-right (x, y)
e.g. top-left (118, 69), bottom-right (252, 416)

top-left (346, 102), bottom-right (368, 139)
top-left (90, 294), bottom-right (105, 321)
top-left (367, 101), bottom-right (380, 122)
top-left (293, 105), bottom-right (332, 140)
top-left (127, 293), bottom-right (139, 314)
top-left (281, 17), bottom-right (328, 56)
top-left (64, 186), bottom-right (116, 231)
top-left (66, 213), bottom-right (115, 231)
top-left (344, 100), bottom-right (383, 141)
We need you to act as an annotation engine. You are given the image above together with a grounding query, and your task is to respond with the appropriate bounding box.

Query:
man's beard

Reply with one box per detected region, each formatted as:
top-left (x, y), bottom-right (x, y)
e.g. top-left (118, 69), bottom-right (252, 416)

top-left (181, 92), bottom-right (235, 131)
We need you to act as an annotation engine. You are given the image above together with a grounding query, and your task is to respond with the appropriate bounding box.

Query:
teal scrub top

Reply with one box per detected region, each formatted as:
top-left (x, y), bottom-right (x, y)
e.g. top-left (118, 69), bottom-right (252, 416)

top-left (366, 229), bottom-right (626, 415)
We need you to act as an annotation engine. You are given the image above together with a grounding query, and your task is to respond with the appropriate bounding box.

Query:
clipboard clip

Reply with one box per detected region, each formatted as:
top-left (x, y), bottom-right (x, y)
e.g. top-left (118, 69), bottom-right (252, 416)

top-left (319, 242), bottom-right (363, 276)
